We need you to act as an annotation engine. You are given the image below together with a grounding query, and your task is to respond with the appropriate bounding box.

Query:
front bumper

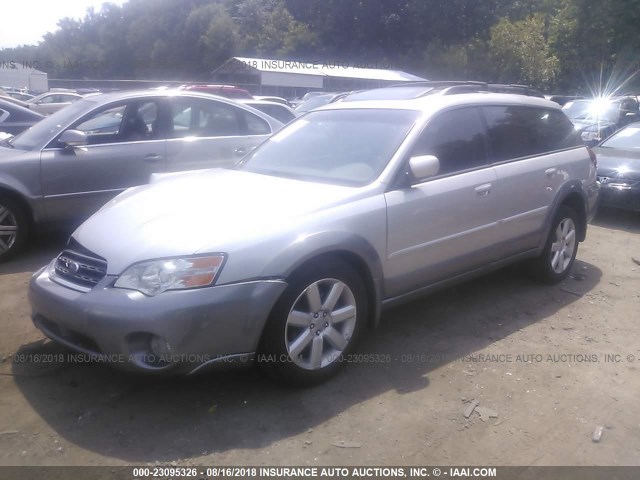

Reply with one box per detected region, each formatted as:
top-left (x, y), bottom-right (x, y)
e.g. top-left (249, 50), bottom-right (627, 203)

top-left (598, 183), bottom-right (640, 211)
top-left (28, 261), bottom-right (287, 374)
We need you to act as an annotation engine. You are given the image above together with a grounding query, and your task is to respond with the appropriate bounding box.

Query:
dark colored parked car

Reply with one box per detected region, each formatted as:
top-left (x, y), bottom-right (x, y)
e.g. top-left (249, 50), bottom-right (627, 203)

top-left (593, 122), bottom-right (640, 211)
top-left (563, 97), bottom-right (640, 145)
top-left (0, 98), bottom-right (44, 135)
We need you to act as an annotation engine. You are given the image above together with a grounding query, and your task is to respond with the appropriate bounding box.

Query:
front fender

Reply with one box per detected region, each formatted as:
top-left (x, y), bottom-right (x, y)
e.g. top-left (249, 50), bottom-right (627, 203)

top-left (261, 231), bottom-right (385, 326)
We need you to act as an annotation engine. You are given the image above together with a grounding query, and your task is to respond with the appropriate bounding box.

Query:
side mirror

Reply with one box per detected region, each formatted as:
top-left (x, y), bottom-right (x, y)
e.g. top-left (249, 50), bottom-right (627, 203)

top-left (409, 155), bottom-right (440, 181)
top-left (58, 129), bottom-right (88, 148)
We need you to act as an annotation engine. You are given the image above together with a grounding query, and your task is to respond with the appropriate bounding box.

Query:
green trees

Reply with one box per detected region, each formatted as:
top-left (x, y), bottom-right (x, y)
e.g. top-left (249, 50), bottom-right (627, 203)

top-left (0, 0), bottom-right (638, 91)
top-left (488, 15), bottom-right (559, 88)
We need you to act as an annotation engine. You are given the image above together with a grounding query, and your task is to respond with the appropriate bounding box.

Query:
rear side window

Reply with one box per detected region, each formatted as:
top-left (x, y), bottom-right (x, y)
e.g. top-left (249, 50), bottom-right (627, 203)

top-left (483, 106), bottom-right (582, 162)
top-left (411, 107), bottom-right (488, 175)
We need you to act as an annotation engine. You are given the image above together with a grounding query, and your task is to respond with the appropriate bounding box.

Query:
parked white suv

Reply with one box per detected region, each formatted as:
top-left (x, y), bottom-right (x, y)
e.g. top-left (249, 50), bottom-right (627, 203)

top-left (29, 86), bottom-right (599, 384)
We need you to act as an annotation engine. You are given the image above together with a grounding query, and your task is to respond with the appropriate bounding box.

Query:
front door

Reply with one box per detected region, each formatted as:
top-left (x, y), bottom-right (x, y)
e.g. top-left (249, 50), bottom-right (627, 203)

top-left (41, 98), bottom-right (167, 222)
top-left (384, 107), bottom-right (500, 297)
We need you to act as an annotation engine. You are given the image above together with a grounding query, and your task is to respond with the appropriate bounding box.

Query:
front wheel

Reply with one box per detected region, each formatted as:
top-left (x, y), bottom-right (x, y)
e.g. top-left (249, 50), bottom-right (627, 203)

top-left (0, 197), bottom-right (29, 262)
top-left (259, 259), bottom-right (368, 386)
top-left (530, 206), bottom-right (579, 284)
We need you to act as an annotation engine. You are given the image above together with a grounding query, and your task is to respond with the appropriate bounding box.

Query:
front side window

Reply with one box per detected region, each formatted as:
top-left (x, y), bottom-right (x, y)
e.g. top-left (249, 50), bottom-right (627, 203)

top-left (483, 106), bottom-right (581, 162)
top-left (411, 107), bottom-right (488, 175)
top-left (71, 100), bottom-right (160, 145)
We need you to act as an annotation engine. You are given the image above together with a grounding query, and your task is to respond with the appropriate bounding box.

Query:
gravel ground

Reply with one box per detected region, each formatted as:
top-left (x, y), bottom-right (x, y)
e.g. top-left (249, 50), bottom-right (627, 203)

top-left (0, 208), bottom-right (639, 467)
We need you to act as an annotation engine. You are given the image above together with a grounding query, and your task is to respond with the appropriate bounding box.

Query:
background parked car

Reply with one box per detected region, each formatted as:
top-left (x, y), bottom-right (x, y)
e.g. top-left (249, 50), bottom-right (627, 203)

top-left (593, 121), bottom-right (640, 211)
top-left (237, 99), bottom-right (299, 124)
top-left (545, 94), bottom-right (584, 106)
top-left (5, 91), bottom-right (35, 102)
top-left (294, 92), bottom-right (348, 112)
top-left (0, 90), bottom-right (282, 260)
top-left (179, 84), bottom-right (253, 99)
top-left (0, 91), bottom-right (31, 109)
top-left (26, 92), bottom-right (84, 115)
top-left (0, 98), bottom-right (44, 135)
top-left (253, 96), bottom-right (292, 107)
top-left (563, 96), bottom-right (640, 145)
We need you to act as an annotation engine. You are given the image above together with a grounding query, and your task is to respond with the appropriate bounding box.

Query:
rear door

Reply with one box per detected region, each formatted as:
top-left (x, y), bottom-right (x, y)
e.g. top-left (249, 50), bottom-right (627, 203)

top-left (41, 98), bottom-right (167, 221)
top-left (483, 105), bottom-right (583, 256)
top-left (384, 107), bottom-right (500, 297)
top-left (165, 97), bottom-right (272, 172)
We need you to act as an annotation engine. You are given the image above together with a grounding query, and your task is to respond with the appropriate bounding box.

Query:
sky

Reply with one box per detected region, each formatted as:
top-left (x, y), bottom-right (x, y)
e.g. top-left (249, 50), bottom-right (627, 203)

top-left (0, 0), bottom-right (128, 48)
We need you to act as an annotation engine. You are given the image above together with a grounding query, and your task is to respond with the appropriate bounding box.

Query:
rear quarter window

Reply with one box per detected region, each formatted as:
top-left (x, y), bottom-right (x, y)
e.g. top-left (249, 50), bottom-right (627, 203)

top-left (483, 106), bottom-right (582, 162)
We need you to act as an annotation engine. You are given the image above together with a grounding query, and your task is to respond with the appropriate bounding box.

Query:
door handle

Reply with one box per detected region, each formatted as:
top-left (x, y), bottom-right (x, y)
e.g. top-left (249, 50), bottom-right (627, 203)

top-left (144, 154), bottom-right (163, 163)
top-left (475, 183), bottom-right (492, 196)
top-left (545, 167), bottom-right (558, 176)
top-left (234, 148), bottom-right (248, 157)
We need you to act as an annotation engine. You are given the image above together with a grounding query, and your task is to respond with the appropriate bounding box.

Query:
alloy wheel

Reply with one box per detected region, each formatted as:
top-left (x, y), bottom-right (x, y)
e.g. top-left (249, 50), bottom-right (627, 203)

top-left (285, 278), bottom-right (357, 370)
top-left (550, 217), bottom-right (576, 274)
top-left (0, 205), bottom-right (18, 254)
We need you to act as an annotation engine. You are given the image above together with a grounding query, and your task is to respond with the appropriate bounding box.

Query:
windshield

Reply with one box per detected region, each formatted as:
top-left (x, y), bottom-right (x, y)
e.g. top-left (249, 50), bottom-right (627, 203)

top-left (562, 100), bottom-right (619, 123)
top-left (239, 109), bottom-right (419, 186)
top-left (8, 99), bottom-right (95, 151)
top-left (600, 124), bottom-right (640, 149)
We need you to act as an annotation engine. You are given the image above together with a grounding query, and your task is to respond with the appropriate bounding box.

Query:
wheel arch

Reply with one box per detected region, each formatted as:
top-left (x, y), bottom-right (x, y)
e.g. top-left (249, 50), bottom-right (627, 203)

top-left (0, 184), bottom-right (35, 230)
top-left (540, 181), bottom-right (588, 252)
top-left (263, 232), bottom-right (384, 329)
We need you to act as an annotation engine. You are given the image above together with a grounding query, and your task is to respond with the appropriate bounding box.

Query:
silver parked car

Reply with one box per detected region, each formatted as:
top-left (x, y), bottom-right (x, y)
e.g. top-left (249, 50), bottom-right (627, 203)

top-left (0, 90), bottom-right (282, 260)
top-left (29, 90), bottom-right (599, 385)
top-left (27, 92), bottom-right (84, 115)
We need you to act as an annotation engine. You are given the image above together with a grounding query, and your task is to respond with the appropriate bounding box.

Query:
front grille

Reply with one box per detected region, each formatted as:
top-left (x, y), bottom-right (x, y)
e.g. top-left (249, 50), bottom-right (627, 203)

top-left (54, 243), bottom-right (107, 289)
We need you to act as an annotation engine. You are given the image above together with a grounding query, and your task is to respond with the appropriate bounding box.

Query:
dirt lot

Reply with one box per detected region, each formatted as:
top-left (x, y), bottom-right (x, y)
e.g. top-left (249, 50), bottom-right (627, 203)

top-left (0, 208), bottom-right (639, 467)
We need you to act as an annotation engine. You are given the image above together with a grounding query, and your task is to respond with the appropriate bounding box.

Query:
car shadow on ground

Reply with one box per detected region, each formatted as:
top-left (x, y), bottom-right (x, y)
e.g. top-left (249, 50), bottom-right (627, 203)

top-left (591, 207), bottom-right (640, 234)
top-left (8, 251), bottom-right (602, 462)
top-left (0, 232), bottom-right (68, 276)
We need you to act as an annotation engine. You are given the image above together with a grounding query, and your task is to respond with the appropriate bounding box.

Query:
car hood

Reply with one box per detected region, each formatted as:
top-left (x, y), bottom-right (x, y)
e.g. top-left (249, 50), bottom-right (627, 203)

top-left (73, 168), bottom-right (365, 274)
top-left (0, 144), bottom-right (29, 160)
top-left (593, 147), bottom-right (640, 180)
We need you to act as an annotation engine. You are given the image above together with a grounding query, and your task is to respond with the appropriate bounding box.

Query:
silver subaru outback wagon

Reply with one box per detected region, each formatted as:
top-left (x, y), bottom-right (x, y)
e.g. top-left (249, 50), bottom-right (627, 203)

top-left (29, 90), bottom-right (600, 385)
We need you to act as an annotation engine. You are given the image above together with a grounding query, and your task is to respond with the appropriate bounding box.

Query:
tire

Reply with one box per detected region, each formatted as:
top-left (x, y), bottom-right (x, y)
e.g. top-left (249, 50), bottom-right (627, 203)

top-left (259, 258), bottom-right (368, 386)
top-left (530, 206), bottom-right (579, 284)
top-left (0, 196), bottom-right (29, 262)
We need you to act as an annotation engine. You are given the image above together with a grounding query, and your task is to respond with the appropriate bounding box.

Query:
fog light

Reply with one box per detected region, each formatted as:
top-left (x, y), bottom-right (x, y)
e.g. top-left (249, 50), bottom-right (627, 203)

top-left (149, 335), bottom-right (172, 358)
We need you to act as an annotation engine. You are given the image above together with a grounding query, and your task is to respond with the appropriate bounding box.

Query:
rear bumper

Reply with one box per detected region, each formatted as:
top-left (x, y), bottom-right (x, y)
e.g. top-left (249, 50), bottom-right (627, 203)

top-left (29, 261), bottom-right (287, 374)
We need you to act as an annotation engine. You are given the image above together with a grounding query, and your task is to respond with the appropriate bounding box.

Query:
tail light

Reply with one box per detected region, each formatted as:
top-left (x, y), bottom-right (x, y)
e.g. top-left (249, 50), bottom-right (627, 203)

top-left (587, 146), bottom-right (597, 169)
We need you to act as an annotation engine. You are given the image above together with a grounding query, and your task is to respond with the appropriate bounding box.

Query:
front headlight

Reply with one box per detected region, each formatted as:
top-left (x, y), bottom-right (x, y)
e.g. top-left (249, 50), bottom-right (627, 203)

top-left (114, 254), bottom-right (225, 296)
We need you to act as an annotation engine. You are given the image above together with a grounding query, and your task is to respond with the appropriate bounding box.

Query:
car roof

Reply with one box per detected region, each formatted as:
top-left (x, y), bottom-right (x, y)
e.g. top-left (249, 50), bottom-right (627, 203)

top-left (317, 92), bottom-right (561, 115)
top-left (77, 89), bottom-right (284, 127)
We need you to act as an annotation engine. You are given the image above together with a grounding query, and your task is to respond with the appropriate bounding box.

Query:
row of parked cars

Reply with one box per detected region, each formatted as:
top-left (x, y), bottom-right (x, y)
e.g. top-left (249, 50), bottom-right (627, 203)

top-left (0, 80), bottom-right (635, 384)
